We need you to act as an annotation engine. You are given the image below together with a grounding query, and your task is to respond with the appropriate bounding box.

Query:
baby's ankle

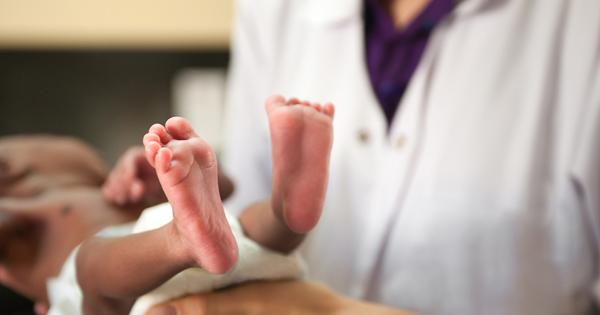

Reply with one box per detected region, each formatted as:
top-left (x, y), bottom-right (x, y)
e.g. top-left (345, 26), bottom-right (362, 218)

top-left (162, 222), bottom-right (198, 269)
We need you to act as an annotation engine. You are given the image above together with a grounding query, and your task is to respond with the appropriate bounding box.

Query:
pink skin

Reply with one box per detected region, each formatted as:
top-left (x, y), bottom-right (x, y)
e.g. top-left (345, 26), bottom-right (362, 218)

top-left (266, 95), bottom-right (335, 234)
top-left (142, 118), bottom-right (238, 274)
top-left (102, 146), bottom-right (166, 207)
top-left (102, 146), bottom-right (234, 208)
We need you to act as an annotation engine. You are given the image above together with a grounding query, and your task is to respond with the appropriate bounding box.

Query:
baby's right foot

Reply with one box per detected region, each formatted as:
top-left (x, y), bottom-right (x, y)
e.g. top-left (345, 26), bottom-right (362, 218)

top-left (266, 95), bottom-right (335, 234)
top-left (143, 117), bottom-right (238, 274)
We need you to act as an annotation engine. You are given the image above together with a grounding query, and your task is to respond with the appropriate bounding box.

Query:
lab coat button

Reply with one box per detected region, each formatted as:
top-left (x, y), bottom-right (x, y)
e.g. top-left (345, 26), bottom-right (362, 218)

top-left (357, 129), bottom-right (370, 144)
top-left (395, 135), bottom-right (406, 149)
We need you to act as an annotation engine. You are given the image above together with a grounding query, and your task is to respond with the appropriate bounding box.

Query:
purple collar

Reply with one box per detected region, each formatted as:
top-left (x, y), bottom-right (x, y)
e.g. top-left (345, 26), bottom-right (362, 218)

top-left (364, 0), bottom-right (455, 126)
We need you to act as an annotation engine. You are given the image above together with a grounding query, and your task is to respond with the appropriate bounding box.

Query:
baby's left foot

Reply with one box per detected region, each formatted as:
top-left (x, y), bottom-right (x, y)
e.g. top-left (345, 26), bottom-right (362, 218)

top-left (143, 117), bottom-right (237, 274)
top-left (266, 95), bottom-right (335, 234)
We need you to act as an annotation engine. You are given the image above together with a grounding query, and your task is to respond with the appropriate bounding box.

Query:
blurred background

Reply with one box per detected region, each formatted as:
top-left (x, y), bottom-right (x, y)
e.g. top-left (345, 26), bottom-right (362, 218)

top-left (0, 1), bottom-right (233, 313)
top-left (0, 0), bottom-right (233, 165)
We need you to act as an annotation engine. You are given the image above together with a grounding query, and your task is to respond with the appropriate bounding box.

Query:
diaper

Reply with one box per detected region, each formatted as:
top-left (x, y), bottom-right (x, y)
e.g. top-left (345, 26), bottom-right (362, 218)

top-left (47, 203), bottom-right (305, 315)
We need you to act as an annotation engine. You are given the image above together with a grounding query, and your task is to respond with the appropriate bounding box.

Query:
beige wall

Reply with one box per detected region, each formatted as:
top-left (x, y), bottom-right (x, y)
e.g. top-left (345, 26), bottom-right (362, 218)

top-left (0, 0), bottom-right (233, 50)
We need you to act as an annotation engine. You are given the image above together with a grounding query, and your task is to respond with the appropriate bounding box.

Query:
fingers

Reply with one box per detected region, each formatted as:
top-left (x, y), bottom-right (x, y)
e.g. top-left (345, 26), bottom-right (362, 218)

top-left (145, 281), bottom-right (342, 315)
top-left (146, 294), bottom-right (209, 315)
top-left (146, 304), bottom-right (180, 315)
top-left (129, 180), bottom-right (144, 202)
top-left (102, 146), bottom-right (149, 206)
top-left (102, 170), bottom-right (130, 206)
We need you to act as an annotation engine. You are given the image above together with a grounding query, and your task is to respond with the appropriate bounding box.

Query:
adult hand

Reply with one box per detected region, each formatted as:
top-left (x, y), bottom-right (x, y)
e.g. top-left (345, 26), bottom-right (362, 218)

top-left (145, 280), bottom-right (414, 315)
top-left (102, 146), bottom-right (166, 207)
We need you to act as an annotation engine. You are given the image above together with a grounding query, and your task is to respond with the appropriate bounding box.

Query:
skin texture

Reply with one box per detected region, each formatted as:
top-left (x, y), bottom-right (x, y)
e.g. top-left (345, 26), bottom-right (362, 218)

top-left (102, 146), bottom-right (167, 207)
top-left (0, 135), bottom-right (116, 313)
top-left (0, 135), bottom-right (108, 198)
top-left (79, 117), bottom-right (242, 315)
top-left (102, 146), bottom-right (235, 209)
top-left (146, 281), bottom-right (415, 315)
top-left (266, 95), bottom-right (334, 234)
top-left (238, 95), bottom-right (334, 253)
top-left (382, 0), bottom-right (434, 29)
top-left (78, 96), bottom-right (335, 315)
top-left (157, 0), bottom-right (436, 312)
top-left (0, 188), bottom-right (142, 309)
top-left (143, 118), bottom-right (239, 274)
top-left (0, 135), bottom-right (236, 314)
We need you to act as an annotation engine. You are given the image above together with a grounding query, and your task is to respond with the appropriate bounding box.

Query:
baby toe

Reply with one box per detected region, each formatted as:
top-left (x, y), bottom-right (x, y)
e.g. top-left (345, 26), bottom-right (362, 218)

top-left (166, 117), bottom-right (198, 141)
top-left (323, 103), bottom-right (335, 118)
top-left (287, 97), bottom-right (301, 105)
top-left (310, 102), bottom-right (323, 112)
top-left (149, 124), bottom-right (172, 145)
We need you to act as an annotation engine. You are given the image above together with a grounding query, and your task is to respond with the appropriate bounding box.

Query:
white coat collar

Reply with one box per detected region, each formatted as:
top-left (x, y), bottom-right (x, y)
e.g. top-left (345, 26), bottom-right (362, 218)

top-left (454, 0), bottom-right (506, 17)
top-left (301, 0), bottom-right (362, 25)
top-left (300, 0), bottom-right (500, 26)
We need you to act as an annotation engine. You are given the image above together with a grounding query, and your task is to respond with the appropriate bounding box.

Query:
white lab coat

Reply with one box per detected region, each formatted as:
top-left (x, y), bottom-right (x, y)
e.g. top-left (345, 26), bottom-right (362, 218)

top-left (222, 0), bottom-right (600, 313)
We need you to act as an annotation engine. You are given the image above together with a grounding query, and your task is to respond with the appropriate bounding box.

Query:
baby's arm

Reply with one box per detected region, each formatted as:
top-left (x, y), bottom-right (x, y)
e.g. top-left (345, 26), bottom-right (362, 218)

top-left (238, 96), bottom-right (334, 254)
top-left (76, 223), bottom-right (190, 314)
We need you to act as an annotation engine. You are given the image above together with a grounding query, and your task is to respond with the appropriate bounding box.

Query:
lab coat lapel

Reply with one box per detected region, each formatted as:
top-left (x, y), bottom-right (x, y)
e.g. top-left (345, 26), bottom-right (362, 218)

top-left (353, 0), bottom-right (499, 298)
top-left (301, 0), bottom-right (362, 25)
top-left (353, 18), bottom-right (453, 298)
top-left (296, 0), bottom-right (500, 298)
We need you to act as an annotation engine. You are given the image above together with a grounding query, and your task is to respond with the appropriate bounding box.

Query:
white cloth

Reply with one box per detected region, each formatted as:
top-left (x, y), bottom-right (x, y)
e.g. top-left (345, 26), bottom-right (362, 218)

top-left (222, 0), bottom-right (600, 314)
top-left (46, 203), bottom-right (305, 315)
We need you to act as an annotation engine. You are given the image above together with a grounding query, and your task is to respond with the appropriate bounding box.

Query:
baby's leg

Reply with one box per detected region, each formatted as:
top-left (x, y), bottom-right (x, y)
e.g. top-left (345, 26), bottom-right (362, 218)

top-left (143, 118), bottom-right (238, 274)
top-left (266, 95), bottom-right (334, 234)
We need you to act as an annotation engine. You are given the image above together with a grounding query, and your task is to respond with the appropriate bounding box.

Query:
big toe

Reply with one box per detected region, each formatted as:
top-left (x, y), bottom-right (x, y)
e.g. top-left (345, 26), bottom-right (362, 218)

top-left (265, 94), bottom-right (286, 112)
top-left (165, 117), bottom-right (198, 140)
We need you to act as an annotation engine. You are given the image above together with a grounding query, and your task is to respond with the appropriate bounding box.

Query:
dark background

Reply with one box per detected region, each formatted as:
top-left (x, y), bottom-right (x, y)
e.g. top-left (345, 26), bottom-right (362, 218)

top-left (0, 50), bottom-right (229, 165)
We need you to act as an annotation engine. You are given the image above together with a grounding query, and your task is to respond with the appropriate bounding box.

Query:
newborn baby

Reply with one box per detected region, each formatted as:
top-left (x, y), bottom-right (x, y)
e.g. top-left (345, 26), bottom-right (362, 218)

top-left (1, 95), bottom-right (334, 315)
top-left (0, 135), bottom-right (232, 314)
top-left (0, 134), bottom-right (135, 314)
top-left (75, 95), bottom-right (334, 315)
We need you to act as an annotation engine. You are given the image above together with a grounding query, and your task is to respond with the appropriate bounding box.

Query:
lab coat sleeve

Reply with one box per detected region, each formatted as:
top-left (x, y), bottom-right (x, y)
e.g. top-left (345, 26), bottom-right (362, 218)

top-left (221, 0), bottom-right (287, 216)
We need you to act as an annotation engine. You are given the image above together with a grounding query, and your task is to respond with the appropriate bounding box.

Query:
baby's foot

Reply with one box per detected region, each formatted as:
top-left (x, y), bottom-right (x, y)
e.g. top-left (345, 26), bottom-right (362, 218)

top-left (266, 95), bottom-right (335, 234)
top-left (143, 117), bottom-right (238, 274)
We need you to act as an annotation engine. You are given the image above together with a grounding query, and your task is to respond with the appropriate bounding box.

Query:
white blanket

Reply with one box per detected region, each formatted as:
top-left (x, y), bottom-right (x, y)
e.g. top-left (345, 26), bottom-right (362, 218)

top-left (46, 203), bottom-right (305, 315)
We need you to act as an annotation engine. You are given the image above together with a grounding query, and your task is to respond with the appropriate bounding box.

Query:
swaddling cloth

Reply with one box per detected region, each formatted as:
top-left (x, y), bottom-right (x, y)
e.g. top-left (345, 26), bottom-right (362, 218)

top-left (46, 203), bottom-right (306, 315)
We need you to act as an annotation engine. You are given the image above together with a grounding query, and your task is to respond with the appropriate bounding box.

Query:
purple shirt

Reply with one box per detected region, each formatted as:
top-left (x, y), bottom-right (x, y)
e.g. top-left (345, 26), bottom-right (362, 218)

top-left (364, 0), bottom-right (455, 125)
